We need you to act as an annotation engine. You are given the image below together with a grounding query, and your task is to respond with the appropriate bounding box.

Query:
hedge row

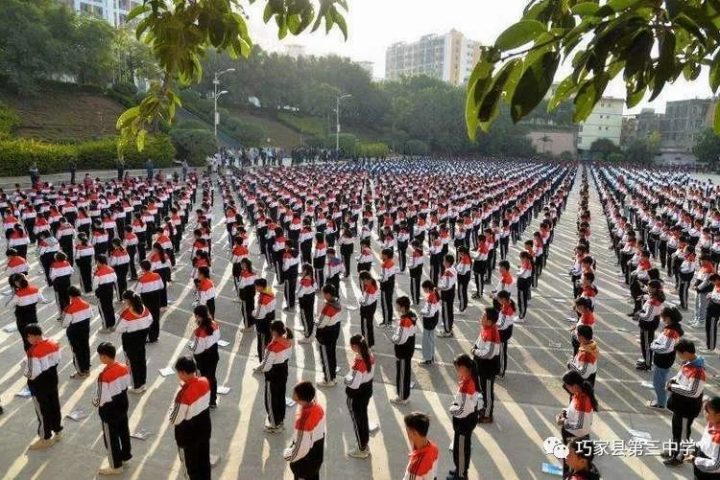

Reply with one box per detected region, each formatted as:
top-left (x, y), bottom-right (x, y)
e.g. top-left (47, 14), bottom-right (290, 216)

top-left (0, 135), bottom-right (175, 176)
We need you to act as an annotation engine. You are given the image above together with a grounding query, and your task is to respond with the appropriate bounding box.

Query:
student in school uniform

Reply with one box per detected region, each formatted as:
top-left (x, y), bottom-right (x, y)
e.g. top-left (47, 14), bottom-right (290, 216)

top-left (345, 334), bottom-right (375, 459)
top-left (338, 227), bottom-right (355, 278)
top-left (63, 286), bottom-right (92, 379)
top-left (282, 240), bottom-right (300, 311)
top-left (194, 266), bottom-right (216, 318)
top-left (401, 412), bottom-right (439, 480)
top-left (24, 324), bottom-right (63, 450)
top-left (448, 354), bottom-right (479, 480)
top-left (136, 260), bottom-right (164, 343)
top-left (312, 233), bottom-right (327, 289)
top-left (231, 236), bottom-right (249, 297)
top-left (455, 247), bottom-right (472, 313)
top-left (437, 254), bottom-right (457, 338)
top-left (358, 271), bottom-right (378, 348)
top-left (237, 258), bottom-right (257, 330)
top-left (635, 289), bottom-right (666, 371)
top-left (408, 240), bottom-right (424, 305)
top-left (49, 251), bottom-right (74, 321)
top-left (170, 356), bottom-right (212, 480)
top-left (284, 381), bottom-right (326, 480)
top-left (472, 306), bottom-right (501, 424)
top-left (252, 278), bottom-right (277, 361)
top-left (94, 255), bottom-right (118, 332)
top-left (296, 264), bottom-right (317, 343)
top-left (686, 396), bottom-right (720, 479)
top-left (419, 280), bottom-right (440, 366)
top-left (8, 274), bottom-right (45, 351)
top-left (490, 260), bottom-right (517, 310)
top-left (567, 325), bottom-right (598, 389)
top-left (190, 305), bottom-right (220, 409)
top-left (93, 342), bottom-right (132, 475)
top-left (564, 438), bottom-right (602, 480)
top-left (255, 320), bottom-right (294, 433)
top-left (516, 251), bottom-right (533, 321)
top-left (663, 339), bottom-right (707, 466)
top-left (391, 296), bottom-right (416, 405)
top-left (356, 238), bottom-right (374, 281)
top-left (5, 248), bottom-right (29, 276)
top-left (325, 247), bottom-right (345, 294)
top-left (315, 284), bottom-right (342, 387)
top-left (692, 256), bottom-right (716, 329)
top-left (556, 371), bottom-right (598, 476)
top-left (379, 248), bottom-right (398, 327)
top-left (123, 226), bottom-right (140, 280)
top-left (571, 298), bottom-right (595, 357)
top-left (648, 307), bottom-right (683, 409)
top-left (37, 230), bottom-right (60, 287)
top-left (116, 291), bottom-right (153, 393)
top-left (678, 248), bottom-right (697, 310)
top-left (496, 290), bottom-right (516, 378)
top-left (109, 239), bottom-right (130, 300)
top-left (471, 234), bottom-right (489, 299)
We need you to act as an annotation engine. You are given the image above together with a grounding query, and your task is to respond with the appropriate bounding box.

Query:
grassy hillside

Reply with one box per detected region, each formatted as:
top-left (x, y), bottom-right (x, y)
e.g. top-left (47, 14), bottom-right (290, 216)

top-left (0, 87), bottom-right (125, 142)
top-left (223, 107), bottom-right (304, 148)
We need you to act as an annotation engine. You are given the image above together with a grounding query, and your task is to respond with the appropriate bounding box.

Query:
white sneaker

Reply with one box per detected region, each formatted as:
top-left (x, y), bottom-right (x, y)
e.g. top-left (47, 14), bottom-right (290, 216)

top-left (298, 336), bottom-right (313, 344)
top-left (390, 397), bottom-right (409, 405)
top-left (130, 385), bottom-right (146, 394)
top-left (348, 447), bottom-right (370, 458)
top-left (28, 437), bottom-right (55, 450)
top-left (98, 467), bottom-right (123, 476)
top-left (317, 380), bottom-right (337, 388)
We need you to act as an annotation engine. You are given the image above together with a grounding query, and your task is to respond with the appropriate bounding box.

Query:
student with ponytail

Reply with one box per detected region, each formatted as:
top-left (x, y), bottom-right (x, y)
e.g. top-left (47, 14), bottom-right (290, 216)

top-left (116, 291), bottom-right (152, 393)
top-left (687, 396), bottom-right (720, 479)
top-left (496, 290), bottom-right (516, 378)
top-left (557, 371), bottom-right (598, 474)
top-left (357, 271), bottom-right (378, 348)
top-left (448, 354), bottom-right (479, 480)
top-left (190, 305), bottom-right (220, 409)
top-left (344, 334), bottom-right (375, 459)
top-left (472, 307), bottom-right (501, 424)
top-left (255, 320), bottom-right (293, 433)
top-left (296, 264), bottom-right (316, 343)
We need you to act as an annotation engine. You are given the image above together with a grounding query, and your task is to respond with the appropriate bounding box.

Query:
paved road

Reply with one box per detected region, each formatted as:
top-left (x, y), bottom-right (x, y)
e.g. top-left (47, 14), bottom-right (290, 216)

top-left (0, 166), bottom-right (710, 479)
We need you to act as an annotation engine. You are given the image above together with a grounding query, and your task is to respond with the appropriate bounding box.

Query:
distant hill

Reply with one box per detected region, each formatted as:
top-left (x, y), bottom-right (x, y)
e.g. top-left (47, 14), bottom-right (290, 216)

top-left (223, 107), bottom-right (304, 148)
top-left (0, 87), bottom-right (125, 142)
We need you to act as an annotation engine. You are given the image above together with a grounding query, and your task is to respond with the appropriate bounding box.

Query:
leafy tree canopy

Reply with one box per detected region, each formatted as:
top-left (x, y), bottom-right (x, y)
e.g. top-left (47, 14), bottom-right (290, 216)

top-left (466, 0), bottom-right (720, 139)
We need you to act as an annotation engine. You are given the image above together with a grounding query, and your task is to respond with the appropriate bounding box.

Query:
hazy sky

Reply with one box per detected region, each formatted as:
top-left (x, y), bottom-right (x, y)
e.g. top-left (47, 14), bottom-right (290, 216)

top-left (245, 0), bottom-right (714, 114)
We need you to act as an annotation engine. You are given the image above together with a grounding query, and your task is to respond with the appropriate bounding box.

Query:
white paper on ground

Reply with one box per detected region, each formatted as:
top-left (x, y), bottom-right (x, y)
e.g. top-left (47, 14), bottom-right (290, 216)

top-left (218, 340), bottom-right (230, 347)
top-left (285, 397), bottom-right (296, 407)
top-left (565, 317), bottom-right (577, 323)
top-left (345, 306), bottom-right (359, 311)
top-left (548, 342), bottom-right (562, 349)
top-left (210, 454), bottom-right (221, 467)
top-left (217, 386), bottom-right (231, 395)
top-left (541, 463), bottom-right (563, 476)
top-left (130, 429), bottom-right (152, 440)
top-left (449, 441), bottom-right (453, 451)
top-left (627, 428), bottom-right (651, 440)
top-left (2, 323), bottom-right (18, 333)
top-left (410, 381), bottom-right (416, 389)
top-left (159, 367), bottom-right (175, 377)
top-left (15, 387), bottom-right (31, 398)
top-left (640, 381), bottom-right (654, 389)
top-left (369, 422), bottom-right (379, 434)
top-left (414, 344), bottom-right (422, 350)
top-left (66, 409), bottom-right (89, 421)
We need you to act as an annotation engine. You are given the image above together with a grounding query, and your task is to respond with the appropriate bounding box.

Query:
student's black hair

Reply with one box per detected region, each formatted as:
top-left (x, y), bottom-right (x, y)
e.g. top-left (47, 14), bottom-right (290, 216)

top-left (675, 338), bottom-right (696, 354)
top-left (255, 278), bottom-right (268, 288)
top-left (97, 342), bottom-right (117, 359)
top-left (453, 353), bottom-right (479, 390)
top-left (583, 271), bottom-right (595, 283)
top-left (5, 248), bottom-right (17, 256)
top-left (197, 266), bottom-right (210, 279)
top-left (24, 323), bottom-right (43, 337)
top-left (498, 260), bottom-right (510, 271)
top-left (403, 412), bottom-right (431, 437)
top-left (568, 438), bottom-right (595, 464)
top-left (396, 295), bottom-right (411, 311)
top-left (484, 307), bottom-right (499, 323)
top-left (293, 381), bottom-right (316, 403)
top-left (270, 320), bottom-right (294, 340)
top-left (574, 297), bottom-right (593, 311)
top-left (153, 242), bottom-right (167, 263)
top-left (67, 285), bottom-right (81, 297)
top-left (96, 253), bottom-right (108, 265)
top-left (122, 290), bottom-right (145, 312)
top-left (706, 396), bottom-right (720, 414)
top-left (350, 334), bottom-right (372, 372)
top-left (661, 306), bottom-right (682, 324)
top-left (322, 284), bottom-right (337, 298)
top-left (444, 254), bottom-right (455, 264)
top-left (576, 325), bottom-right (593, 341)
top-left (174, 356), bottom-right (197, 374)
top-left (139, 259), bottom-right (152, 271)
top-left (381, 248), bottom-right (394, 259)
top-left (421, 280), bottom-right (435, 290)
top-left (193, 304), bottom-right (214, 335)
top-left (562, 370), bottom-right (599, 411)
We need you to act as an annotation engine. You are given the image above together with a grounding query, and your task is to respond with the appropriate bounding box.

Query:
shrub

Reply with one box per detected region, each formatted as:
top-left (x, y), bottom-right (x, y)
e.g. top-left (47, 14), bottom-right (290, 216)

top-left (175, 119), bottom-right (210, 131)
top-left (223, 116), bottom-right (267, 146)
top-left (0, 101), bottom-right (19, 138)
top-left (0, 134), bottom-right (175, 176)
top-left (357, 142), bottom-right (389, 158)
top-left (169, 128), bottom-right (216, 166)
top-left (404, 139), bottom-right (430, 155)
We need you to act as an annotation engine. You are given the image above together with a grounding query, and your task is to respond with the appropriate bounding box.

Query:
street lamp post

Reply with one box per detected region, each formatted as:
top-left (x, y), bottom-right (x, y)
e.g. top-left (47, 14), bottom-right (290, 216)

top-left (213, 68), bottom-right (236, 138)
top-left (335, 94), bottom-right (352, 158)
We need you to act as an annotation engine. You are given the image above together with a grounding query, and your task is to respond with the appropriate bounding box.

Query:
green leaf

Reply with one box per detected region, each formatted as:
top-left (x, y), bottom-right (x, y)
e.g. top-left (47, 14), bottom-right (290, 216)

top-left (334, 12), bottom-right (348, 40)
top-left (495, 20), bottom-right (547, 51)
top-left (571, 2), bottom-right (600, 16)
top-left (136, 129), bottom-right (147, 151)
top-left (573, 75), bottom-right (608, 123)
top-left (676, 13), bottom-right (706, 44)
top-left (710, 49), bottom-right (720, 92)
top-left (548, 76), bottom-right (577, 111)
top-left (478, 59), bottom-right (523, 125)
top-left (263, 3), bottom-right (273, 23)
top-left (465, 60), bottom-right (495, 138)
top-left (649, 32), bottom-right (676, 101)
top-left (510, 51), bottom-right (559, 123)
top-left (607, 0), bottom-right (641, 11)
top-left (116, 106), bottom-right (141, 129)
top-left (626, 85), bottom-right (645, 108)
top-left (126, 4), bottom-right (147, 23)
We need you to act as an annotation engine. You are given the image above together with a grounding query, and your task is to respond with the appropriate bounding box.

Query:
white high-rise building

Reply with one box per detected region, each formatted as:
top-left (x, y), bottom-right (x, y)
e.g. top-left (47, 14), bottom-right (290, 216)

top-left (576, 97), bottom-right (624, 151)
top-left (62, 0), bottom-right (142, 27)
top-left (385, 29), bottom-right (481, 86)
